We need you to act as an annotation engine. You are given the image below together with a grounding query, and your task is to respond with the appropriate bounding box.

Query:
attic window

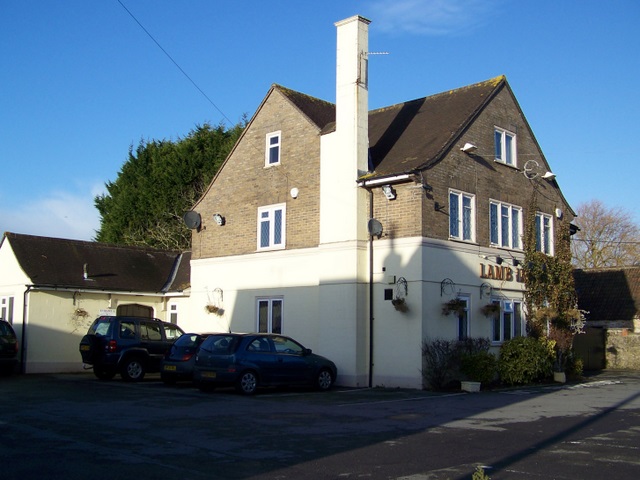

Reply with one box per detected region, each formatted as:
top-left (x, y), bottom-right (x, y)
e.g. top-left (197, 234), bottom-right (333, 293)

top-left (494, 127), bottom-right (516, 166)
top-left (265, 131), bottom-right (281, 166)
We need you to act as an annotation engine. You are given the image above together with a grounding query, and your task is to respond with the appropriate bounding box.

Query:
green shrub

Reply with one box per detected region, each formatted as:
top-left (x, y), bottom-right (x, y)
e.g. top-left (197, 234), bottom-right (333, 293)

top-left (460, 351), bottom-right (497, 384)
top-left (422, 337), bottom-right (492, 390)
top-left (498, 336), bottom-right (554, 385)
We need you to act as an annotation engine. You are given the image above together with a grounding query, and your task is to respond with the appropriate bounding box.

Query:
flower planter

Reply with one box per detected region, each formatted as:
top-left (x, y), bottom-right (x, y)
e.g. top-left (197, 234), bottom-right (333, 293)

top-left (553, 371), bottom-right (566, 384)
top-left (461, 381), bottom-right (481, 393)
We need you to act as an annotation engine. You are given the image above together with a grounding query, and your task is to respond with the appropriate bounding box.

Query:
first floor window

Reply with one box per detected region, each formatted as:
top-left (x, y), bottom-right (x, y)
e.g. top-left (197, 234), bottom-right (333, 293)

top-left (257, 297), bottom-right (282, 334)
top-left (1, 296), bottom-right (14, 324)
top-left (258, 203), bottom-right (286, 250)
top-left (449, 190), bottom-right (475, 242)
top-left (490, 201), bottom-right (522, 249)
top-left (492, 300), bottom-right (524, 343)
top-left (536, 212), bottom-right (554, 255)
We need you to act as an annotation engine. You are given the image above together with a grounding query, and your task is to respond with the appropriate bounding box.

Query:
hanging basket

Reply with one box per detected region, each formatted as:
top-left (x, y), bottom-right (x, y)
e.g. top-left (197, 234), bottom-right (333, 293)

top-left (392, 297), bottom-right (409, 312)
top-left (442, 299), bottom-right (465, 316)
top-left (480, 303), bottom-right (501, 317)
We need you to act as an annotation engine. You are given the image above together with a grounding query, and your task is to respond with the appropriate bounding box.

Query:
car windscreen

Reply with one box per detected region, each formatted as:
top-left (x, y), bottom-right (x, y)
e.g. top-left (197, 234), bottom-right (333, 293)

top-left (199, 335), bottom-right (237, 354)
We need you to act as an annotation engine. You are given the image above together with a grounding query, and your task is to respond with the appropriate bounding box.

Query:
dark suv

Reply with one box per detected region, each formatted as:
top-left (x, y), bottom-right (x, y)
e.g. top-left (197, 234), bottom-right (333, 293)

top-left (0, 320), bottom-right (19, 375)
top-left (79, 316), bottom-right (184, 381)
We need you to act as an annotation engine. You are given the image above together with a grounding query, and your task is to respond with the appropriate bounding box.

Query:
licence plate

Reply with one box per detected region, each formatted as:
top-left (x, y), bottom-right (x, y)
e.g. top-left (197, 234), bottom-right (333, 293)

top-left (80, 345), bottom-right (90, 351)
top-left (201, 371), bottom-right (217, 378)
top-left (163, 365), bottom-right (177, 372)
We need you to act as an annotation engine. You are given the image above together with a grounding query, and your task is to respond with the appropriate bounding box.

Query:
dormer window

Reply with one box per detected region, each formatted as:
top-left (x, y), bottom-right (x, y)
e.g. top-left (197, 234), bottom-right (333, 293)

top-left (265, 131), bottom-right (281, 166)
top-left (494, 127), bottom-right (516, 166)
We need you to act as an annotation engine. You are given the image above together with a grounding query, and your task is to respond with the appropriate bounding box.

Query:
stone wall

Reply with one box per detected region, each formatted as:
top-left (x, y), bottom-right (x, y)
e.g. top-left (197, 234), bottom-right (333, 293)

top-left (605, 328), bottom-right (640, 369)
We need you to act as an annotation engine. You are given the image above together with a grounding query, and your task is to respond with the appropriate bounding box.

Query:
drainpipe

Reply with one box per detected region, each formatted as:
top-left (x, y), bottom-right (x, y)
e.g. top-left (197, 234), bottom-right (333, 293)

top-left (21, 285), bottom-right (32, 374)
top-left (368, 188), bottom-right (374, 388)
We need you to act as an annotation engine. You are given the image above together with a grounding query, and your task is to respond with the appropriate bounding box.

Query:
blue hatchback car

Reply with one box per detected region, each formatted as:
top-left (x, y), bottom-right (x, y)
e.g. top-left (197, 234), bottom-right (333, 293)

top-left (161, 333), bottom-right (210, 384)
top-left (193, 333), bottom-right (337, 395)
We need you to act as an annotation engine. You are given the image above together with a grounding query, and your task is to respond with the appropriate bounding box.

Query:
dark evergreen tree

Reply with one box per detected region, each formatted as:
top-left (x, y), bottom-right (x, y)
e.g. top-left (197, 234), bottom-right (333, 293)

top-left (95, 121), bottom-right (245, 249)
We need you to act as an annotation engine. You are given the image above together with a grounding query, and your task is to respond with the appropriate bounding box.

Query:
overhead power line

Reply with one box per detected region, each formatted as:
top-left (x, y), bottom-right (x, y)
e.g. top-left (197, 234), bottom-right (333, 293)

top-left (116, 0), bottom-right (233, 126)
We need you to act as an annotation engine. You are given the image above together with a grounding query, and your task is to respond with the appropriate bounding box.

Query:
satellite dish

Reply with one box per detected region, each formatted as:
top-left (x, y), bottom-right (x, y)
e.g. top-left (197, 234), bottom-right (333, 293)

top-left (183, 211), bottom-right (201, 229)
top-left (367, 218), bottom-right (383, 239)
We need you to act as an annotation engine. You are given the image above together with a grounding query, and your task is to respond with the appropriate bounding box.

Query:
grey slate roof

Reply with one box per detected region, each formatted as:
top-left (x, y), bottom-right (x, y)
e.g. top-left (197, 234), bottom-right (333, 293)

top-left (574, 267), bottom-right (640, 322)
top-left (3, 232), bottom-right (189, 293)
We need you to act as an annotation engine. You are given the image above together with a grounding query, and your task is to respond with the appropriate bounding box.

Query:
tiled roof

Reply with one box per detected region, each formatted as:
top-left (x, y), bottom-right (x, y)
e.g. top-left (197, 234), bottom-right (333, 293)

top-left (3, 232), bottom-right (189, 293)
top-left (574, 267), bottom-right (640, 322)
top-left (276, 77), bottom-right (505, 177)
top-left (275, 85), bottom-right (336, 130)
top-left (368, 76), bottom-right (504, 175)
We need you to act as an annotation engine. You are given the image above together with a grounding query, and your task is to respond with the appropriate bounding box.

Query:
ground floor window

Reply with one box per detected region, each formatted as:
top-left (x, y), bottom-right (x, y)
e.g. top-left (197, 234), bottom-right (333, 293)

top-left (1, 296), bottom-right (14, 324)
top-left (168, 303), bottom-right (178, 324)
top-left (257, 297), bottom-right (282, 334)
top-left (491, 299), bottom-right (524, 343)
top-left (456, 295), bottom-right (470, 341)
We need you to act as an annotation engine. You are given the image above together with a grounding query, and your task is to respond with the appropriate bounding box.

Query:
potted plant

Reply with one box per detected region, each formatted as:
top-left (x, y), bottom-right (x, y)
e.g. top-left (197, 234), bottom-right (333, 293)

top-left (459, 351), bottom-right (497, 392)
top-left (442, 298), bottom-right (466, 316)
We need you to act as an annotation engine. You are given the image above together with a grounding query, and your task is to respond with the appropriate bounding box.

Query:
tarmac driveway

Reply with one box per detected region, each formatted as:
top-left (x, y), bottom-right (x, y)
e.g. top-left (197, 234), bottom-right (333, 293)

top-left (1, 371), bottom-right (639, 479)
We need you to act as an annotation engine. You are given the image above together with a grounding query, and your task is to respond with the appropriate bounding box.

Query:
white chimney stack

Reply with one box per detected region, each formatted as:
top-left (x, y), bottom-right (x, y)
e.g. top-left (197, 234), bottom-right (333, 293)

top-left (319, 15), bottom-right (371, 245)
top-left (335, 15), bottom-right (370, 176)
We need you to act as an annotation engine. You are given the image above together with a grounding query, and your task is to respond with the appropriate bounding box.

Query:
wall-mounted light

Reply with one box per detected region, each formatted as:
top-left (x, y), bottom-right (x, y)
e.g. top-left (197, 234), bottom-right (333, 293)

top-left (496, 256), bottom-right (504, 265)
top-left (513, 259), bottom-right (520, 267)
top-left (382, 185), bottom-right (396, 200)
top-left (542, 171), bottom-right (556, 180)
top-left (213, 213), bottom-right (225, 226)
top-left (290, 187), bottom-right (299, 199)
top-left (434, 201), bottom-right (445, 212)
top-left (460, 142), bottom-right (478, 153)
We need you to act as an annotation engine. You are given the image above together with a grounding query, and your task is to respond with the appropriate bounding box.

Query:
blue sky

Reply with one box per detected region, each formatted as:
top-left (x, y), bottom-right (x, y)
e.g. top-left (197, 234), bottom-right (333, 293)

top-left (1, 0), bottom-right (638, 241)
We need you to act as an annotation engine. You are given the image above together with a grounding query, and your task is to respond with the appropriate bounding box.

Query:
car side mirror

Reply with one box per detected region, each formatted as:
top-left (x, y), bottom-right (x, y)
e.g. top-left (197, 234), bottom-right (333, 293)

top-left (303, 348), bottom-right (312, 356)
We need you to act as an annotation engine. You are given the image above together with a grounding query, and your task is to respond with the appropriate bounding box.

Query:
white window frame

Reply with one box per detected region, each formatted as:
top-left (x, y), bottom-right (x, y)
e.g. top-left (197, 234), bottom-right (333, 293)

top-left (449, 190), bottom-right (476, 242)
top-left (535, 212), bottom-right (554, 255)
top-left (491, 299), bottom-right (525, 344)
top-left (494, 127), bottom-right (517, 166)
top-left (489, 200), bottom-right (523, 250)
top-left (168, 303), bottom-right (178, 325)
top-left (456, 295), bottom-right (471, 341)
top-left (1, 296), bottom-right (14, 324)
top-left (265, 131), bottom-right (281, 166)
top-left (257, 203), bottom-right (286, 251)
top-left (257, 297), bottom-right (283, 334)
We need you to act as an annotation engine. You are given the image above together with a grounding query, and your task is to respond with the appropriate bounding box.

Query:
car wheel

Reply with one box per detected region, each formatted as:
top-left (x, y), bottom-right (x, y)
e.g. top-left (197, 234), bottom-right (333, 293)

top-left (93, 366), bottom-right (116, 380)
top-left (236, 370), bottom-right (258, 395)
top-left (316, 368), bottom-right (334, 391)
top-left (121, 358), bottom-right (145, 382)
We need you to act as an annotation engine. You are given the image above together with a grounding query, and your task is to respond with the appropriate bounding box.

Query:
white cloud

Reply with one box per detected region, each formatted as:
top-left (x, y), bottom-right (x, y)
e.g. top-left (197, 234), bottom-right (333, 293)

top-left (0, 183), bottom-right (104, 241)
top-left (370, 0), bottom-right (499, 36)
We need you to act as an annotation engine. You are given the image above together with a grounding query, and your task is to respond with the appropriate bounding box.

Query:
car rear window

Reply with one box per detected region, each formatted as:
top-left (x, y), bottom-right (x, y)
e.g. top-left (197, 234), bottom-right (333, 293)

top-left (0, 322), bottom-right (15, 336)
top-left (174, 334), bottom-right (202, 347)
top-left (200, 335), bottom-right (236, 354)
top-left (89, 319), bottom-right (113, 336)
